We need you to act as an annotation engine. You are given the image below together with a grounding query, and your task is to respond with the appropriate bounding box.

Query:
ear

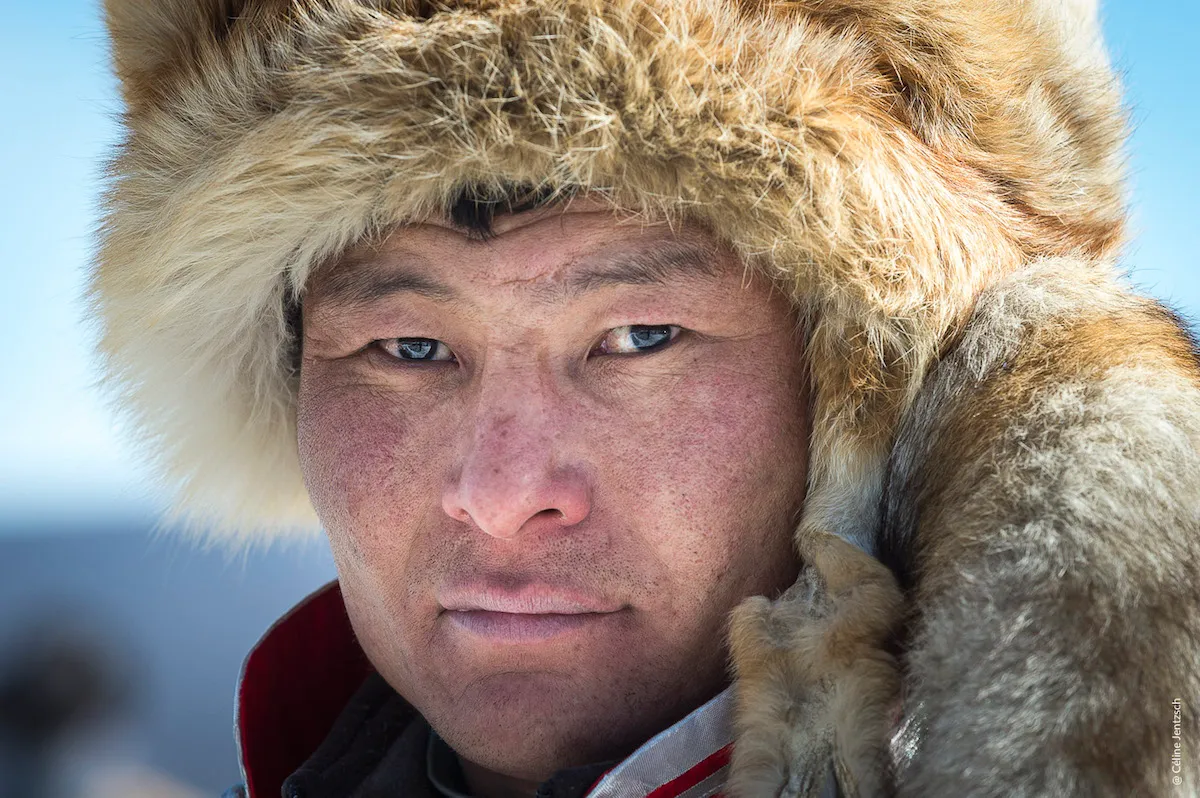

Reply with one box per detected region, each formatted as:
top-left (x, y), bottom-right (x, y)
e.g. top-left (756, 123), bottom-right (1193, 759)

top-left (104, 0), bottom-right (250, 102)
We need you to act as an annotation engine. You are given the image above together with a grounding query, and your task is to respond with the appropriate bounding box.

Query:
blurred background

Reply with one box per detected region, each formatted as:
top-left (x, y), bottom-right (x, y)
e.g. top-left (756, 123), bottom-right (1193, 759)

top-left (1, 1), bottom-right (1197, 795)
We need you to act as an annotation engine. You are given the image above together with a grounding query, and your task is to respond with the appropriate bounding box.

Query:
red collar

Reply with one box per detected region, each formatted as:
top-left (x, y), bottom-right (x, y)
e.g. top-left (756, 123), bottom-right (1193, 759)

top-left (235, 582), bottom-right (731, 798)
top-left (235, 581), bottom-right (373, 798)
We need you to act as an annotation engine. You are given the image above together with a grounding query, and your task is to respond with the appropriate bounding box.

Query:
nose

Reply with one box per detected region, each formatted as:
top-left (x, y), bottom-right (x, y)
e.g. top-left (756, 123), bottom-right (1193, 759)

top-left (442, 370), bottom-right (592, 540)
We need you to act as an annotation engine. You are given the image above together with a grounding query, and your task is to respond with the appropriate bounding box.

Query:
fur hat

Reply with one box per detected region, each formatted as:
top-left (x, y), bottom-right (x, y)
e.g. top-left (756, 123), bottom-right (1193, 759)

top-left (92, 0), bottom-right (1126, 543)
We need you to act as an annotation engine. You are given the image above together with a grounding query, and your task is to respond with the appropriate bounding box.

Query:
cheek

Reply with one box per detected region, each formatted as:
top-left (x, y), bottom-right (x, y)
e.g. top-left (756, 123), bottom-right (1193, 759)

top-left (594, 349), bottom-right (808, 597)
top-left (296, 368), bottom-right (446, 569)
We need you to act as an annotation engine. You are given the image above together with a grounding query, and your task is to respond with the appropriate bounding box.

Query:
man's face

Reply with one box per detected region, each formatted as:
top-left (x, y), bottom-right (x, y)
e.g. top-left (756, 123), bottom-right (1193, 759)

top-left (296, 200), bottom-right (808, 785)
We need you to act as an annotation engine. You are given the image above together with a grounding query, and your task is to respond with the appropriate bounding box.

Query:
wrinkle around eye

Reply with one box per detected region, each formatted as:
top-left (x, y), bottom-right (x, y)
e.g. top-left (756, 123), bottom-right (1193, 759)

top-left (299, 314), bottom-right (379, 360)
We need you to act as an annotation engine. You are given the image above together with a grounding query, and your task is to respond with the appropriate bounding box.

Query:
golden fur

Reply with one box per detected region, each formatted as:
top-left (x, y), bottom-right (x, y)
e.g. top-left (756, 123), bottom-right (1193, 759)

top-left (92, 0), bottom-right (1200, 795)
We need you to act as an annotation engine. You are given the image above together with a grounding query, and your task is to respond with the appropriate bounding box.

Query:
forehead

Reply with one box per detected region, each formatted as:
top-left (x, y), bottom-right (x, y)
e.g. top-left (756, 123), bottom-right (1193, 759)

top-left (307, 203), bottom-right (748, 307)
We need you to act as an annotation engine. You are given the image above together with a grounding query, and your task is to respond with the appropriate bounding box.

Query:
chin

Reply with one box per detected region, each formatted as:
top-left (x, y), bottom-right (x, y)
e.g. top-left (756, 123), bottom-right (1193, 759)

top-left (428, 670), bottom-right (634, 776)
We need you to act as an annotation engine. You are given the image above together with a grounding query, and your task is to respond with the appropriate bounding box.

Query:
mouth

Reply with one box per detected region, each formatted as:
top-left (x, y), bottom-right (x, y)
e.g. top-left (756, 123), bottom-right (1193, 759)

top-left (444, 609), bottom-right (618, 642)
top-left (438, 582), bottom-right (625, 643)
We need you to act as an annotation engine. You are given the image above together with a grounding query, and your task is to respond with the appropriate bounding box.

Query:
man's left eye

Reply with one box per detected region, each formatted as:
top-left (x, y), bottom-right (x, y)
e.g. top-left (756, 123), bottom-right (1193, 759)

top-left (595, 325), bottom-right (682, 355)
top-left (376, 337), bottom-right (456, 362)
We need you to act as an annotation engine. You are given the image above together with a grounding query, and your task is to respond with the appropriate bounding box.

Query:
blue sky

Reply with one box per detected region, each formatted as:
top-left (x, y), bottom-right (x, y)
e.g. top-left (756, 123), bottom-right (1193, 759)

top-left (1, 1), bottom-right (1197, 523)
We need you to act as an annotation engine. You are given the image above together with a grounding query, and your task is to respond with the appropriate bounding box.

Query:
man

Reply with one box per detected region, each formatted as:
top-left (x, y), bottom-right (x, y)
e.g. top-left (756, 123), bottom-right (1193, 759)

top-left (283, 191), bottom-right (811, 796)
top-left (92, 0), bottom-right (1199, 796)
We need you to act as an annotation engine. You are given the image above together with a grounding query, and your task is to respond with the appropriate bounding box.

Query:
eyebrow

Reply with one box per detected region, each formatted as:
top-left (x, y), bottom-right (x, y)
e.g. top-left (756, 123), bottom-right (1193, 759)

top-left (311, 240), bottom-right (726, 308)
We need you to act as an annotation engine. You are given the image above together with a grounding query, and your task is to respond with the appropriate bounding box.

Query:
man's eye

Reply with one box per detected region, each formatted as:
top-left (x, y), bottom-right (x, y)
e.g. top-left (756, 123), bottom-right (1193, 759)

top-left (596, 325), bottom-right (681, 355)
top-left (377, 338), bottom-right (455, 362)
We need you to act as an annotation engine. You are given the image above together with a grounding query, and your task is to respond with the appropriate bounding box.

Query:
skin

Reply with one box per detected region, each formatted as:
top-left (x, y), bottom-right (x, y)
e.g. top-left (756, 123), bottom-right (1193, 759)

top-left (296, 197), bottom-right (810, 798)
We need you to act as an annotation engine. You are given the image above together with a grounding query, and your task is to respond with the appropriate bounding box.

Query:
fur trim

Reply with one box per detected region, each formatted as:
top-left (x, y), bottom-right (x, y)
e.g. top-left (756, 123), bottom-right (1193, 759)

top-left (881, 258), bottom-right (1200, 796)
top-left (93, 0), bottom-right (1128, 542)
top-left (729, 530), bottom-right (904, 798)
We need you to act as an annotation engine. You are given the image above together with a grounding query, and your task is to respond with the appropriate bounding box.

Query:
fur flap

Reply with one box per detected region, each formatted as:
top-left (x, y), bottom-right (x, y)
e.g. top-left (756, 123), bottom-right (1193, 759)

top-left (93, 0), bottom-right (1128, 543)
top-left (879, 258), bottom-right (1200, 796)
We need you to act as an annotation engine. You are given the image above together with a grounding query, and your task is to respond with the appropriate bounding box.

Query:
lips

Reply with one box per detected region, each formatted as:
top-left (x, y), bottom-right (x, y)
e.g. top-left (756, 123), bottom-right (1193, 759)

top-left (438, 581), bottom-right (625, 643)
top-left (439, 583), bottom-right (623, 614)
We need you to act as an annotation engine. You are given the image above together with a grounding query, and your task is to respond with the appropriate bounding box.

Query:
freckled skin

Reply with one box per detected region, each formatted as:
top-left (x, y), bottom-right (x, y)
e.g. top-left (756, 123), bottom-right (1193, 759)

top-left (296, 199), bottom-right (810, 798)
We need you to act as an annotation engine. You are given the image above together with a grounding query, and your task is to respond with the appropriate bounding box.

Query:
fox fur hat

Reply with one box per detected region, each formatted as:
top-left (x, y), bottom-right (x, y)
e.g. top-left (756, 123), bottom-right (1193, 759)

top-left (93, 0), bottom-right (1125, 544)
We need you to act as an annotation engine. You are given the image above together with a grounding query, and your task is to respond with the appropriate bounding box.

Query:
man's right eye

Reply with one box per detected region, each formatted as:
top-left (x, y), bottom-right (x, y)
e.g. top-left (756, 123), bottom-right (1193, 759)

top-left (376, 338), bottom-right (456, 362)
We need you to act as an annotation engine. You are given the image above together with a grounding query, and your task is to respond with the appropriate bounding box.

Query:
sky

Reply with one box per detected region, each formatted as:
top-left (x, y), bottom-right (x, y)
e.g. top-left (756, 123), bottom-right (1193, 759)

top-left (1, 1), bottom-right (1197, 526)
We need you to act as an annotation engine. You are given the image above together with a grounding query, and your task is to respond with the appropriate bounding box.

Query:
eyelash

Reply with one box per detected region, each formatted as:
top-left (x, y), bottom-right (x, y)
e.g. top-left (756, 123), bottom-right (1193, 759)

top-left (372, 325), bottom-right (684, 365)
